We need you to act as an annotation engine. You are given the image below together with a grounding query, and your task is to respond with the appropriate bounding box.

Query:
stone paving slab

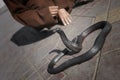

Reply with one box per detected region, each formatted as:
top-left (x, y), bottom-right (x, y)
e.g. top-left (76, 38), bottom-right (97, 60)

top-left (63, 56), bottom-right (99, 80)
top-left (0, 53), bottom-right (33, 80)
top-left (110, 0), bottom-right (120, 10)
top-left (96, 49), bottom-right (120, 80)
top-left (25, 72), bottom-right (44, 80)
top-left (101, 21), bottom-right (120, 54)
top-left (72, 0), bottom-right (110, 17)
top-left (0, 11), bottom-right (23, 40)
top-left (0, 5), bottom-right (7, 15)
top-left (95, 7), bottom-right (120, 23)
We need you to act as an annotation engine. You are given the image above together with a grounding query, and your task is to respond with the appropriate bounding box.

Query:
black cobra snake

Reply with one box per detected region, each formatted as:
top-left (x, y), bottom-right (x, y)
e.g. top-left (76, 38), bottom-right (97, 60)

top-left (47, 21), bottom-right (112, 74)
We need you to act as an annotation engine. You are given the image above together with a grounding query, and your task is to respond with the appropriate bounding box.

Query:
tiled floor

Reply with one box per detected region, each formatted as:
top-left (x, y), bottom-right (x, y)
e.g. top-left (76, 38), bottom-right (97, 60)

top-left (0, 0), bottom-right (120, 80)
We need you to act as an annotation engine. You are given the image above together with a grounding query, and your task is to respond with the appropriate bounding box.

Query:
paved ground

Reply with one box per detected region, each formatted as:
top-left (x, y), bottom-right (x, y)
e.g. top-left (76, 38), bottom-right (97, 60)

top-left (0, 0), bottom-right (120, 80)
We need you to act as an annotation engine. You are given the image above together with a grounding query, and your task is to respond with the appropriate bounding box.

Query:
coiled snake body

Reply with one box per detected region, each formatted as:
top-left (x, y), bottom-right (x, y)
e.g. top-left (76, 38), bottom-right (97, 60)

top-left (47, 21), bottom-right (112, 74)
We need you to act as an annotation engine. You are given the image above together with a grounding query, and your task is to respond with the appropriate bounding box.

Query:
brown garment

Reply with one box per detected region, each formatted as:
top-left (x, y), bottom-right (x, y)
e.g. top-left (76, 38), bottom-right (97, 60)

top-left (4, 0), bottom-right (75, 28)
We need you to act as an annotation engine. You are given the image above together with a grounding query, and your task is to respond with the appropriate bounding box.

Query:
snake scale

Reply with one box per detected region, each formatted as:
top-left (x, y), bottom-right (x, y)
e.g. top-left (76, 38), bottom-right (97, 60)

top-left (47, 21), bottom-right (112, 74)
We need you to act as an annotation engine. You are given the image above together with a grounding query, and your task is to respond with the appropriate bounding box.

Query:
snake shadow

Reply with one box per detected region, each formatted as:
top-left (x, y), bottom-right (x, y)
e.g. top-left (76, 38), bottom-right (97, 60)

top-left (11, 26), bottom-right (54, 46)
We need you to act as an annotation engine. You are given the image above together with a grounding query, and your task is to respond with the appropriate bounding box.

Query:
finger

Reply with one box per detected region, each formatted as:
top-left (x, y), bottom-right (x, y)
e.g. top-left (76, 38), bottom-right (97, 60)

top-left (51, 11), bottom-right (58, 14)
top-left (49, 7), bottom-right (58, 10)
top-left (51, 11), bottom-right (58, 15)
top-left (60, 14), bottom-right (70, 26)
top-left (64, 16), bottom-right (70, 25)
top-left (49, 9), bottom-right (58, 15)
top-left (66, 15), bottom-right (72, 23)
top-left (64, 13), bottom-right (71, 25)
top-left (52, 14), bottom-right (56, 17)
top-left (61, 16), bottom-right (67, 26)
top-left (49, 8), bottom-right (58, 12)
top-left (50, 6), bottom-right (58, 9)
top-left (50, 8), bottom-right (58, 12)
top-left (50, 9), bottom-right (58, 12)
top-left (61, 10), bottom-right (72, 24)
top-left (66, 12), bottom-right (72, 20)
top-left (50, 6), bottom-right (58, 8)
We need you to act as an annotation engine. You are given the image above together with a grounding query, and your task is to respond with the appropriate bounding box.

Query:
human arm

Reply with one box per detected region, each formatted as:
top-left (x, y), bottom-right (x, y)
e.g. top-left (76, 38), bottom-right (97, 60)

top-left (54, 0), bottom-right (75, 26)
top-left (58, 9), bottom-right (72, 26)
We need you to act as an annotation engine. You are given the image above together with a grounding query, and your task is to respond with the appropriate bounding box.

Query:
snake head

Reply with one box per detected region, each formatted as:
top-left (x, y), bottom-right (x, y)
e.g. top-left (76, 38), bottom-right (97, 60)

top-left (49, 49), bottom-right (65, 65)
top-left (49, 49), bottom-right (63, 54)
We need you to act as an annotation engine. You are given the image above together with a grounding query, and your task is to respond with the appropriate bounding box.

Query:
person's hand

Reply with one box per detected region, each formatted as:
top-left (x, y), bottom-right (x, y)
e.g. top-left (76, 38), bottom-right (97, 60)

top-left (49, 6), bottom-right (58, 17)
top-left (58, 8), bottom-right (72, 26)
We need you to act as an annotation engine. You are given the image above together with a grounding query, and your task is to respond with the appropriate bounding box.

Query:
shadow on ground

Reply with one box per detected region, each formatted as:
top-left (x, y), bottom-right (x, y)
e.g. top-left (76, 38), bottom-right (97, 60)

top-left (11, 26), bottom-right (54, 46)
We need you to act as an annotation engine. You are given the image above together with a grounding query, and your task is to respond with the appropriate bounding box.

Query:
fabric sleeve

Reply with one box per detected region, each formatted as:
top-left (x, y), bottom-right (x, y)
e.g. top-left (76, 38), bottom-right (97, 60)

top-left (3, 0), bottom-right (56, 28)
